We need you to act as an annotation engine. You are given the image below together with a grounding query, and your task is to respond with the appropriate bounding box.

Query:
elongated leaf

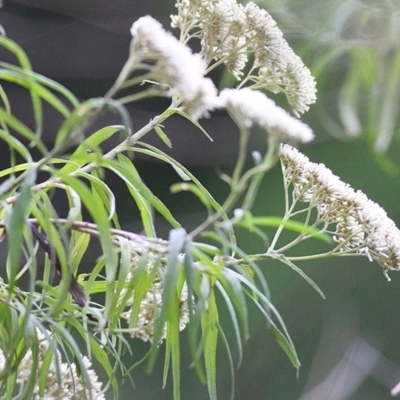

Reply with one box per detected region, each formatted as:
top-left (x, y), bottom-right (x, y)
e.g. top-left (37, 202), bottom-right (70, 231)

top-left (103, 160), bottom-right (156, 237)
top-left (53, 172), bottom-right (115, 291)
top-left (5, 166), bottom-right (36, 288)
top-left (154, 125), bottom-right (172, 148)
top-left (238, 214), bottom-right (332, 244)
top-left (69, 319), bottom-right (119, 399)
top-left (134, 144), bottom-right (234, 243)
top-left (0, 38), bottom-right (43, 136)
top-left (202, 290), bottom-right (218, 400)
top-left (0, 108), bottom-right (47, 154)
top-left (270, 326), bottom-right (301, 370)
top-left (70, 125), bottom-right (124, 161)
top-left (0, 70), bottom-right (70, 118)
top-left (215, 280), bottom-right (244, 367)
top-left (74, 171), bottom-right (116, 221)
top-left (216, 322), bottom-right (235, 400)
top-left (266, 252), bottom-right (325, 299)
top-left (169, 108), bottom-right (213, 141)
top-left (117, 154), bottom-right (181, 228)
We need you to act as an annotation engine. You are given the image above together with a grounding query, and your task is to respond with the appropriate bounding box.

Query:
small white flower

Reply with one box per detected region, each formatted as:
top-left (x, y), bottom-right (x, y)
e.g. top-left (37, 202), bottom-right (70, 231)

top-left (216, 88), bottom-right (314, 143)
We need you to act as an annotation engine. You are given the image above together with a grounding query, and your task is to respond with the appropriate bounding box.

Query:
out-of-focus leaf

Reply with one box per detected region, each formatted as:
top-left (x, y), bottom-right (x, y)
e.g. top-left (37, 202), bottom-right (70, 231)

top-left (266, 252), bottom-right (325, 299)
top-left (270, 326), bottom-right (301, 370)
top-left (170, 182), bottom-right (212, 211)
top-left (215, 280), bottom-right (244, 367)
top-left (0, 109), bottom-right (47, 154)
top-left (201, 290), bottom-right (218, 400)
top-left (118, 154), bottom-right (181, 228)
top-left (237, 213), bottom-right (332, 244)
top-left (169, 109), bottom-right (214, 142)
top-left (5, 166), bottom-right (36, 289)
top-left (155, 125), bottom-right (172, 148)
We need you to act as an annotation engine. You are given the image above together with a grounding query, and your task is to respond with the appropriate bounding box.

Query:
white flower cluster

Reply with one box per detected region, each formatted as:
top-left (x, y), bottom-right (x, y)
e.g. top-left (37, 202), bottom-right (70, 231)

top-left (280, 144), bottom-right (400, 280)
top-left (0, 330), bottom-right (105, 400)
top-left (130, 15), bottom-right (217, 119)
top-left (120, 256), bottom-right (191, 343)
top-left (171, 0), bottom-right (317, 115)
top-left (216, 88), bottom-right (314, 143)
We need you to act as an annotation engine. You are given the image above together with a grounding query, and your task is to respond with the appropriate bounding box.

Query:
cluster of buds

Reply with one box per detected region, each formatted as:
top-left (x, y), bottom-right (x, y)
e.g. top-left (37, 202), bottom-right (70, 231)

top-left (280, 144), bottom-right (400, 280)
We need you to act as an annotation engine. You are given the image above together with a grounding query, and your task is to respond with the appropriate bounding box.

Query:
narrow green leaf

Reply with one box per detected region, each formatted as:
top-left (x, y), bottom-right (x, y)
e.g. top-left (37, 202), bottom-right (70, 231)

top-left (69, 231), bottom-right (91, 274)
top-left (5, 166), bottom-right (36, 288)
top-left (266, 252), bottom-right (325, 299)
top-left (215, 280), bottom-right (244, 367)
top-left (117, 154), bottom-right (181, 228)
top-left (70, 319), bottom-right (119, 399)
top-left (239, 214), bottom-right (332, 244)
top-left (155, 125), bottom-right (172, 148)
top-left (0, 108), bottom-right (47, 154)
top-left (170, 182), bottom-right (212, 211)
top-left (216, 322), bottom-right (235, 400)
top-left (270, 326), bottom-right (301, 369)
top-left (202, 290), bottom-right (218, 400)
top-left (170, 109), bottom-right (214, 141)
top-left (53, 172), bottom-right (115, 301)
top-left (103, 160), bottom-right (156, 237)
top-left (0, 70), bottom-right (70, 118)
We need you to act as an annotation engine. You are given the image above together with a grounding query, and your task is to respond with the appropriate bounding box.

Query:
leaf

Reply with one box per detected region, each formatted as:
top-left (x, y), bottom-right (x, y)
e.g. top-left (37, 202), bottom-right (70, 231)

top-left (201, 290), bottom-right (218, 400)
top-left (53, 172), bottom-right (115, 294)
top-left (170, 108), bottom-right (214, 142)
top-left (216, 322), bottom-right (235, 400)
top-left (69, 231), bottom-right (91, 274)
top-left (155, 125), bottom-right (172, 148)
top-left (238, 213), bottom-right (332, 244)
top-left (118, 154), bottom-right (181, 227)
top-left (134, 143), bottom-right (233, 241)
top-left (5, 166), bottom-right (36, 288)
top-left (270, 326), bottom-right (301, 370)
top-left (0, 108), bottom-right (47, 154)
top-left (75, 171), bottom-right (116, 221)
top-left (0, 69), bottom-right (70, 119)
top-left (170, 182), bottom-right (212, 211)
top-left (103, 159), bottom-right (156, 237)
top-left (215, 280), bottom-right (244, 367)
top-left (266, 252), bottom-right (325, 299)
top-left (227, 268), bottom-right (299, 368)
top-left (0, 37), bottom-right (43, 136)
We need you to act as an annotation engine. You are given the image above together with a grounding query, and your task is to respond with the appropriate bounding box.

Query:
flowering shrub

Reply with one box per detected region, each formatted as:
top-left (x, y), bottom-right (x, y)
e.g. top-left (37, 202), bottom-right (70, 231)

top-left (0, 1), bottom-right (398, 399)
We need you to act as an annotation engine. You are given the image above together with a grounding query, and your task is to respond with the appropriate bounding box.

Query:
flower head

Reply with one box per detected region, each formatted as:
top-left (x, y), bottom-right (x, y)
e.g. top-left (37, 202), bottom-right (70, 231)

top-left (216, 88), bottom-right (314, 143)
top-left (280, 144), bottom-right (400, 280)
top-left (0, 329), bottom-right (105, 400)
top-left (130, 16), bottom-right (217, 119)
top-left (171, 0), bottom-right (317, 115)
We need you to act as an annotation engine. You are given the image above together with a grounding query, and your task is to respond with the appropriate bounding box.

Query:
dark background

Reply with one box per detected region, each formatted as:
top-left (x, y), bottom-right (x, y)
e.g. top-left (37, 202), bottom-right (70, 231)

top-left (2, 1), bottom-right (400, 399)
